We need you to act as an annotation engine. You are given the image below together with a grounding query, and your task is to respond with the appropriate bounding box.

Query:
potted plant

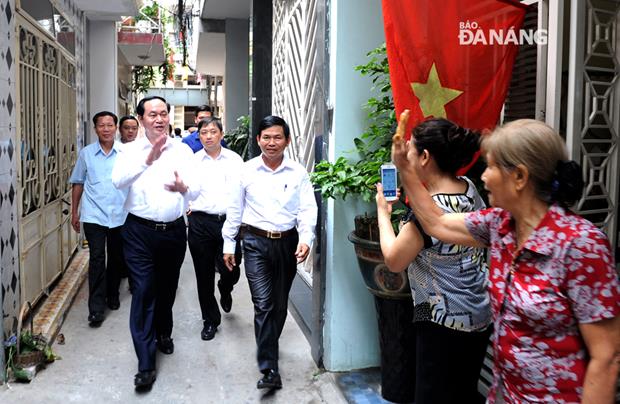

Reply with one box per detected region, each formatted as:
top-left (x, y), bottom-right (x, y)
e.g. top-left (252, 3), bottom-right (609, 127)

top-left (310, 43), bottom-right (410, 297)
top-left (4, 304), bottom-right (60, 382)
top-left (310, 44), bottom-right (415, 403)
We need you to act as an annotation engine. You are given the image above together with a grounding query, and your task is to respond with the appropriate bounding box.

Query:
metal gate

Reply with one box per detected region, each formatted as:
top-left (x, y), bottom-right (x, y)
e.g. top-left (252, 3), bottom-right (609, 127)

top-left (16, 13), bottom-right (78, 308)
top-left (567, 0), bottom-right (620, 249)
top-left (272, 0), bottom-right (328, 363)
top-left (273, 0), bottom-right (327, 284)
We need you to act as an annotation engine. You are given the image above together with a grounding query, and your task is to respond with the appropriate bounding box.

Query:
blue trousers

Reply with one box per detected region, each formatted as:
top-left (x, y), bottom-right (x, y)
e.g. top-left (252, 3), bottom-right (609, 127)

top-left (121, 215), bottom-right (186, 372)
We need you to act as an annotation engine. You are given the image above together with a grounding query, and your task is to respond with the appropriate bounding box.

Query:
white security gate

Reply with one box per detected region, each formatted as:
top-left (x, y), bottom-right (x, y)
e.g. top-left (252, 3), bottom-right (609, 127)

top-left (273, 0), bottom-right (327, 285)
top-left (16, 13), bottom-right (78, 307)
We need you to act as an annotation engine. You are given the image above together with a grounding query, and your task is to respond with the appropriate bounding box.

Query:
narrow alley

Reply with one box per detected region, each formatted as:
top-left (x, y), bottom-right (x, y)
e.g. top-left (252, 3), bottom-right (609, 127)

top-left (1, 249), bottom-right (345, 404)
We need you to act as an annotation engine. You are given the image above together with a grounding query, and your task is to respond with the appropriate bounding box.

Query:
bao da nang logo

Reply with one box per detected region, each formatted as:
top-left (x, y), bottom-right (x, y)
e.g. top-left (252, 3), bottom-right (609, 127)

top-left (459, 20), bottom-right (548, 45)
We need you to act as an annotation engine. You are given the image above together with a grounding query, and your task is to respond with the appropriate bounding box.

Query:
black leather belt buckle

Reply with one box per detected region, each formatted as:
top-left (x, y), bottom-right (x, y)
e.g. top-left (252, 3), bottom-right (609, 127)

top-left (155, 223), bottom-right (168, 231)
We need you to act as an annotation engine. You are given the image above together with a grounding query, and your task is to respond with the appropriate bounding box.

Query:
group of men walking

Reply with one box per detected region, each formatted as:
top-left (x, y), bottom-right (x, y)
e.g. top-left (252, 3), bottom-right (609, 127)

top-left (70, 96), bottom-right (318, 392)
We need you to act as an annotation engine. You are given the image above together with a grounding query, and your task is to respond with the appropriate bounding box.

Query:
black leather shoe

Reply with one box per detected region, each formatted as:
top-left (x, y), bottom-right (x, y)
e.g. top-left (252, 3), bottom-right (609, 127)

top-left (220, 292), bottom-right (232, 313)
top-left (257, 369), bottom-right (282, 390)
top-left (157, 336), bottom-right (174, 354)
top-left (107, 296), bottom-right (120, 310)
top-left (88, 312), bottom-right (104, 328)
top-left (134, 370), bottom-right (156, 390)
top-left (200, 324), bottom-right (217, 341)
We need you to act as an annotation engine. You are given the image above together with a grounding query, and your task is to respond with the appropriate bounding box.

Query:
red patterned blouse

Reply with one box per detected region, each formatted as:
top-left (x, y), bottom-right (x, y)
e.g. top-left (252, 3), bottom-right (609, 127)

top-left (465, 204), bottom-right (620, 403)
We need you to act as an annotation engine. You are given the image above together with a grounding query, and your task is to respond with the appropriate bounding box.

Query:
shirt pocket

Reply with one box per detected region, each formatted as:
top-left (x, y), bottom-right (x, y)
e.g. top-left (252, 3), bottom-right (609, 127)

top-left (280, 182), bottom-right (300, 211)
top-left (87, 170), bottom-right (101, 185)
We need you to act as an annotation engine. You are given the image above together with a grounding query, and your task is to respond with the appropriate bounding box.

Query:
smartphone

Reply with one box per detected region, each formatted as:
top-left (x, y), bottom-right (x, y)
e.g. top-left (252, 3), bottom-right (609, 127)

top-left (380, 163), bottom-right (398, 201)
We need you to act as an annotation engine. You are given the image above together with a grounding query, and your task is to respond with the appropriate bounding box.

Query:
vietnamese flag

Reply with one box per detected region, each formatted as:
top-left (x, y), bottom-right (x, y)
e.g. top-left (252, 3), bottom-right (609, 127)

top-left (382, 0), bottom-right (528, 138)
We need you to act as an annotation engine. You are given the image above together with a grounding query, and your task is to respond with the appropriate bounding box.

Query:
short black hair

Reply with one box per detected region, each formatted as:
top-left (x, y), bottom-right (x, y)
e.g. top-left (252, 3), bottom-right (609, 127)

top-left (136, 96), bottom-right (170, 117)
top-left (195, 104), bottom-right (213, 117)
top-left (174, 127), bottom-right (181, 136)
top-left (92, 111), bottom-right (118, 126)
top-left (257, 115), bottom-right (290, 139)
top-left (119, 115), bottom-right (138, 128)
top-left (197, 117), bottom-right (223, 132)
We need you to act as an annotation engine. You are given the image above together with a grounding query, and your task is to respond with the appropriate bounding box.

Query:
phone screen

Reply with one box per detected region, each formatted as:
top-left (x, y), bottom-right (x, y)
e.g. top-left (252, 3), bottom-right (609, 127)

top-left (382, 167), bottom-right (397, 197)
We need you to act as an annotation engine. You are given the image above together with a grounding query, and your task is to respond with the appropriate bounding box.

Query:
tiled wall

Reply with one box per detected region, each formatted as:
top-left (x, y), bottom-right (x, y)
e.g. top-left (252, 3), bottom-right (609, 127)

top-left (0, 0), bottom-right (86, 337)
top-left (0, 0), bottom-right (19, 338)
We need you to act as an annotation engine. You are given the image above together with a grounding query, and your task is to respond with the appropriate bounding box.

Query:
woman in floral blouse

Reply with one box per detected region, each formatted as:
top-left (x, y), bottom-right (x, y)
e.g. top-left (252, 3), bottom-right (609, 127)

top-left (392, 115), bottom-right (620, 403)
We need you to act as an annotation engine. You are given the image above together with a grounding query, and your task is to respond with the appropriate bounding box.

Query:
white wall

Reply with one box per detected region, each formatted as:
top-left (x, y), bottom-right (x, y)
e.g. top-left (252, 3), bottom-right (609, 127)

top-left (323, 0), bottom-right (386, 371)
top-left (224, 18), bottom-right (249, 131)
top-left (87, 20), bottom-right (118, 143)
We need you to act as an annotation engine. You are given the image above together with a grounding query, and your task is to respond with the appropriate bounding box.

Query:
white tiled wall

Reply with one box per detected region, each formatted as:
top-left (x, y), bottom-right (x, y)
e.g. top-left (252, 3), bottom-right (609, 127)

top-left (0, 0), bottom-right (19, 337)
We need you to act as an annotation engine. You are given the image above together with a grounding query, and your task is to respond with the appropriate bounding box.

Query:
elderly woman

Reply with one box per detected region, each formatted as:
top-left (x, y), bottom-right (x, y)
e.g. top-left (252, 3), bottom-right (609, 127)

top-left (376, 118), bottom-right (491, 404)
top-left (392, 114), bottom-right (620, 403)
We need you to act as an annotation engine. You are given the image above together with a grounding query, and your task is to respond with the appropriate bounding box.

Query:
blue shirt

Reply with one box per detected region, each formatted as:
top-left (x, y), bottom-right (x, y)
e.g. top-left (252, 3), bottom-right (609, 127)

top-left (182, 131), bottom-right (228, 153)
top-left (69, 141), bottom-right (127, 228)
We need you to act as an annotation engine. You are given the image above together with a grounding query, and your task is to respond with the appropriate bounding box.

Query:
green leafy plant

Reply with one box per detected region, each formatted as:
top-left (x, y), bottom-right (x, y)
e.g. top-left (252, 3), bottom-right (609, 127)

top-left (224, 115), bottom-right (250, 161)
top-left (4, 331), bottom-right (60, 382)
top-left (310, 43), bottom-right (396, 203)
top-left (132, 66), bottom-right (156, 93)
top-left (131, 1), bottom-right (176, 90)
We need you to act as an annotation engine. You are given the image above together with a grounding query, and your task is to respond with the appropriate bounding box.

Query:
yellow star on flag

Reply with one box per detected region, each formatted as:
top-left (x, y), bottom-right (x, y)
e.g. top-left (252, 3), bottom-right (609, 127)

top-left (411, 63), bottom-right (463, 118)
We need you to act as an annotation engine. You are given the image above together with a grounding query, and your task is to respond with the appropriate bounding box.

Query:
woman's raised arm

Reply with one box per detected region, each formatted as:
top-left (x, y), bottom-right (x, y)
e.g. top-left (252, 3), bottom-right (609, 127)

top-left (392, 110), bottom-right (484, 248)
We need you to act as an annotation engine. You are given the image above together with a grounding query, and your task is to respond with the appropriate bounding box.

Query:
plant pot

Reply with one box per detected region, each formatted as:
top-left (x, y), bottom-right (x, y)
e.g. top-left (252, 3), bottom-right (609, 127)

top-left (348, 231), bottom-right (410, 299)
top-left (348, 230), bottom-right (416, 403)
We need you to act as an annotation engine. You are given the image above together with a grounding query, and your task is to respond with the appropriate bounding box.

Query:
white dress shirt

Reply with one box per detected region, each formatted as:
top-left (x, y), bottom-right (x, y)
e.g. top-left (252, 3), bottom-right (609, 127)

top-left (190, 147), bottom-right (243, 215)
top-left (112, 135), bottom-right (199, 222)
top-left (222, 155), bottom-right (318, 254)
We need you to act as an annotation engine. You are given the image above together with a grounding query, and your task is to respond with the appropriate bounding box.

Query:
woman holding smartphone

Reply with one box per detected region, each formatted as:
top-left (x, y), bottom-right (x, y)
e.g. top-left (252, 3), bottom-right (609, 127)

top-left (376, 118), bottom-right (492, 404)
top-left (392, 115), bottom-right (620, 403)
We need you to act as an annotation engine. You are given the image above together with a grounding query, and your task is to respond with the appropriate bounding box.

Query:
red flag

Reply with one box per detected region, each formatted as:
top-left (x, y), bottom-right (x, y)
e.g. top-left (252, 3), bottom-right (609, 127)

top-left (382, 0), bottom-right (528, 139)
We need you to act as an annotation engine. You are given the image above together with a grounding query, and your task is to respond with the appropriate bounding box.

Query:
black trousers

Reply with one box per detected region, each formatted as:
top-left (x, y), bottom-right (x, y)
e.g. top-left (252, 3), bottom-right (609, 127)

top-left (414, 321), bottom-right (492, 404)
top-left (242, 230), bottom-right (299, 372)
top-left (82, 222), bottom-right (123, 315)
top-left (121, 215), bottom-right (186, 372)
top-left (187, 213), bottom-right (241, 326)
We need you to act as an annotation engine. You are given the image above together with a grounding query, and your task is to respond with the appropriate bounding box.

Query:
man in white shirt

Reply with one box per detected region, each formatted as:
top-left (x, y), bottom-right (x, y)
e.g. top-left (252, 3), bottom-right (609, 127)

top-left (112, 96), bottom-right (198, 391)
top-left (223, 115), bottom-right (317, 390)
top-left (187, 117), bottom-right (243, 342)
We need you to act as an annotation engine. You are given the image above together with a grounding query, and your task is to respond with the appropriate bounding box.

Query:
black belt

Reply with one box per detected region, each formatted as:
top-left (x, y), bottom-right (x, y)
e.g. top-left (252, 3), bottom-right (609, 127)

top-left (127, 213), bottom-right (185, 231)
top-left (241, 224), bottom-right (296, 240)
top-left (189, 210), bottom-right (226, 221)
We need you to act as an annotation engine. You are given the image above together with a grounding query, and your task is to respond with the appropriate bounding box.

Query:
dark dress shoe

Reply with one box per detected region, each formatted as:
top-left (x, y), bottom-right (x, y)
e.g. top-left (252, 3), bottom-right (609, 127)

top-left (88, 312), bottom-right (104, 328)
top-left (257, 369), bottom-right (282, 390)
top-left (157, 336), bottom-right (174, 354)
top-left (220, 292), bottom-right (232, 313)
top-left (107, 296), bottom-right (120, 310)
top-left (134, 370), bottom-right (156, 390)
top-left (200, 324), bottom-right (217, 341)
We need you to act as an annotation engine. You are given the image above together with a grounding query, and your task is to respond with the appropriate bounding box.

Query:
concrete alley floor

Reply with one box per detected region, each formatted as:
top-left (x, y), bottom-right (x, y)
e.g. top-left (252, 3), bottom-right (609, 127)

top-left (1, 249), bottom-right (346, 404)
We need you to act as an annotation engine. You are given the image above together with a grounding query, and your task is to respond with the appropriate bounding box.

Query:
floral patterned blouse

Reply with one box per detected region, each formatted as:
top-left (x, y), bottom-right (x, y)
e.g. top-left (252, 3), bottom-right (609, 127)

top-left (464, 204), bottom-right (620, 403)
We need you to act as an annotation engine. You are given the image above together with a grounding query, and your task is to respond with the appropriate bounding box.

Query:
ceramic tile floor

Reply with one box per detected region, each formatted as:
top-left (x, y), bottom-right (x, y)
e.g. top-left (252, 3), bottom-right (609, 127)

top-left (32, 249), bottom-right (89, 341)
